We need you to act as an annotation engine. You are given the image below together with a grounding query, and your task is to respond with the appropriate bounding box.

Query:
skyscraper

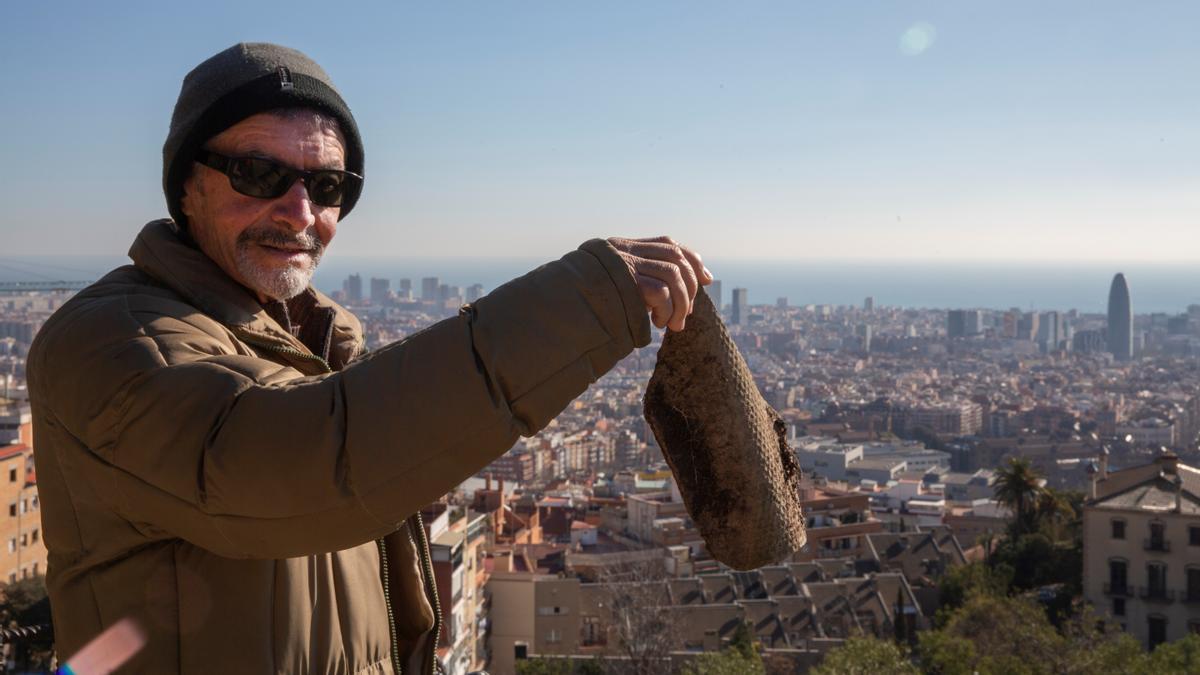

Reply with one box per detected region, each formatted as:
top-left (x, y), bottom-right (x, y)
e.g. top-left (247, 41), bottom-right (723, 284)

top-left (863, 296), bottom-right (874, 312)
top-left (421, 277), bottom-right (439, 302)
top-left (344, 274), bottom-right (362, 303)
top-left (731, 288), bottom-right (749, 326)
top-left (1107, 273), bottom-right (1133, 361)
top-left (369, 277), bottom-right (390, 305)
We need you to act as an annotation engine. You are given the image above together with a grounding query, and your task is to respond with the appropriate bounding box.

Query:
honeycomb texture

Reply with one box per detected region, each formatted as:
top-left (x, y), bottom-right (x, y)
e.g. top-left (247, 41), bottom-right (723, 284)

top-left (644, 291), bottom-right (806, 570)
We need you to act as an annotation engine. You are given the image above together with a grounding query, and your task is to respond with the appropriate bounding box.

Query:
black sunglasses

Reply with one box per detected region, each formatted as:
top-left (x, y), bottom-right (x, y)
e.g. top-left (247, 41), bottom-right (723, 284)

top-left (195, 150), bottom-right (363, 207)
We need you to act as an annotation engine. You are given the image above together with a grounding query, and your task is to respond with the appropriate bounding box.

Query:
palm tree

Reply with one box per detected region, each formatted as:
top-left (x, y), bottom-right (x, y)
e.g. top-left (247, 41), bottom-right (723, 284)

top-left (994, 457), bottom-right (1043, 535)
top-left (1034, 488), bottom-right (1076, 542)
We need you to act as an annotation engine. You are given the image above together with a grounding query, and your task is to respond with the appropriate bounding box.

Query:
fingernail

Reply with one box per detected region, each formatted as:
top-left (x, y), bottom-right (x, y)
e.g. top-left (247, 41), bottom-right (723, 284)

top-left (703, 266), bottom-right (713, 279)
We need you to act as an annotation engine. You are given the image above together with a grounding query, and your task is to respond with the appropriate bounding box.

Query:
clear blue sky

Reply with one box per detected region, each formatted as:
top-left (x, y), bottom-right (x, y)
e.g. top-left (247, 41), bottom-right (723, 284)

top-left (2, 2), bottom-right (1197, 261)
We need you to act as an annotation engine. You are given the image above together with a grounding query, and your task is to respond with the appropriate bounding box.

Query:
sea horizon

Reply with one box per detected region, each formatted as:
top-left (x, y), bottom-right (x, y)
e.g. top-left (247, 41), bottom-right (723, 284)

top-left (2, 254), bottom-right (1198, 315)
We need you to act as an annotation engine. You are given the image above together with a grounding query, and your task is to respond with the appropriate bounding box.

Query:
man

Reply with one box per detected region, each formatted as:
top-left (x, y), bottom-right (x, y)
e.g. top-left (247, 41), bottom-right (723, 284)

top-left (27, 43), bottom-right (709, 674)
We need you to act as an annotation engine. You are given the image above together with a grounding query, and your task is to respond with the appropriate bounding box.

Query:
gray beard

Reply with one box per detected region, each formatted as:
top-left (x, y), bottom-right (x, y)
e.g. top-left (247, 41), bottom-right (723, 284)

top-left (234, 227), bottom-right (325, 300)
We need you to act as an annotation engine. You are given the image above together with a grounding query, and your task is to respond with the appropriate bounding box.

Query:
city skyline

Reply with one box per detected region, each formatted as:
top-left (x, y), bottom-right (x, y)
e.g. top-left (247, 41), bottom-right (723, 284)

top-left (3, 2), bottom-right (1199, 261)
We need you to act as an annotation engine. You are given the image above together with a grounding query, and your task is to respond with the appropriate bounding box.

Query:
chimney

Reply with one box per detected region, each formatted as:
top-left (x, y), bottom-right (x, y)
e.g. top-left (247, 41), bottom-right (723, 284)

top-left (1099, 446), bottom-right (1109, 480)
top-left (1086, 462), bottom-right (1099, 500)
top-left (1176, 474), bottom-right (1184, 514)
top-left (486, 473), bottom-right (492, 491)
top-left (1157, 448), bottom-right (1179, 474)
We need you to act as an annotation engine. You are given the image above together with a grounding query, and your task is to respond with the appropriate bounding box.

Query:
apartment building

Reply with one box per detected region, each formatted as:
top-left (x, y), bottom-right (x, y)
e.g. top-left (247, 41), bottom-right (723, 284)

top-left (0, 442), bottom-right (45, 583)
top-left (1083, 450), bottom-right (1200, 649)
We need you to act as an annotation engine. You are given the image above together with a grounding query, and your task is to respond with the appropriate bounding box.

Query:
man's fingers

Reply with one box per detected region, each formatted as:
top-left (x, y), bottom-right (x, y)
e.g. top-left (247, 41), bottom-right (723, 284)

top-left (636, 275), bottom-right (673, 329)
top-left (617, 241), bottom-right (699, 310)
top-left (608, 235), bottom-right (711, 330)
top-left (633, 259), bottom-right (689, 331)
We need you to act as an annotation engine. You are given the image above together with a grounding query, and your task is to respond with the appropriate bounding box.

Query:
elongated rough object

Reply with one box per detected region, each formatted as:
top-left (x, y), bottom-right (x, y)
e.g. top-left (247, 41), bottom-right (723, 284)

top-left (643, 291), bottom-right (806, 570)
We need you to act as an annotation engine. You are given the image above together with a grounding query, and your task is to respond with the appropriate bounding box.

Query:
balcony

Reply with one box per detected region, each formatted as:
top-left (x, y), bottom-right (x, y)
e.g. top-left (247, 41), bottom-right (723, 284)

top-left (1138, 586), bottom-right (1175, 603)
top-left (1143, 538), bottom-right (1171, 553)
top-left (1183, 590), bottom-right (1200, 606)
top-left (1103, 582), bottom-right (1131, 597)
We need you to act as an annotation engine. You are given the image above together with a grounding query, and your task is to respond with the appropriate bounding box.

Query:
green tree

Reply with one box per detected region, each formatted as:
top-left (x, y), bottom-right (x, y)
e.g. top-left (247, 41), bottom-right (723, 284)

top-left (994, 457), bottom-right (1044, 535)
top-left (936, 561), bottom-right (1012, 618)
top-left (1147, 634), bottom-right (1200, 673)
top-left (809, 637), bottom-right (918, 675)
top-left (680, 649), bottom-right (765, 675)
top-left (919, 595), bottom-right (1065, 674)
top-left (515, 658), bottom-right (575, 675)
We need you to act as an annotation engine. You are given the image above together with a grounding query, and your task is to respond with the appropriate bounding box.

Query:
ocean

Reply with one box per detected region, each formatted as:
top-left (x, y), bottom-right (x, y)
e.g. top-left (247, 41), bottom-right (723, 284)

top-left (2, 254), bottom-right (1198, 315)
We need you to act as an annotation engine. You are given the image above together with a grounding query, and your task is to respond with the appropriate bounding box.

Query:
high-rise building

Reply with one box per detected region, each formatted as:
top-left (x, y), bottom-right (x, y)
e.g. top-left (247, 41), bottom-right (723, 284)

top-left (1038, 311), bottom-right (1063, 352)
top-left (466, 284), bottom-right (484, 302)
top-left (343, 274), bottom-right (362, 303)
top-left (947, 310), bottom-right (981, 338)
top-left (369, 277), bottom-right (390, 305)
top-left (1108, 273), bottom-right (1133, 361)
top-left (705, 280), bottom-right (722, 311)
top-left (776, 297), bottom-right (788, 309)
top-left (1018, 312), bottom-right (1040, 341)
top-left (398, 278), bottom-right (412, 294)
top-left (864, 296), bottom-right (875, 312)
top-left (731, 288), bottom-right (749, 326)
top-left (856, 323), bottom-right (872, 353)
top-left (421, 277), bottom-right (439, 302)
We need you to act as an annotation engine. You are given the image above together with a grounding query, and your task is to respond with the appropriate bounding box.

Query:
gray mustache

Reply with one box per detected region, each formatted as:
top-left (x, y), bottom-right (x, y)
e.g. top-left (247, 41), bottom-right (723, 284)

top-left (240, 228), bottom-right (323, 254)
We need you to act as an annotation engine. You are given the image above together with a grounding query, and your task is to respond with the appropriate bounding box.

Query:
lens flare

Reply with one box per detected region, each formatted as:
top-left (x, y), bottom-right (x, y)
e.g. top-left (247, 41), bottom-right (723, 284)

top-left (900, 22), bottom-right (937, 56)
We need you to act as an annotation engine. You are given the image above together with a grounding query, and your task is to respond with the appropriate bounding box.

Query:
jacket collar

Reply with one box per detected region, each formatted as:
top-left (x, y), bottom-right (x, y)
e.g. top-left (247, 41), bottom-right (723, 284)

top-left (128, 219), bottom-right (362, 366)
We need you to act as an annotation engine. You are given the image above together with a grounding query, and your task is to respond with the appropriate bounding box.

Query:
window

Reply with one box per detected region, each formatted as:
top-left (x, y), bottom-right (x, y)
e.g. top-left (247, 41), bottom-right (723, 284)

top-left (31, 562), bottom-right (37, 576)
top-left (19, 534), bottom-right (26, 547)
top-left (19, 499), bottom-right (25, 514)
top-left (1113, 598), bottom-right (1125, 617)
top-left (1111, 519), bottom-right (1126, 540)
top-left (1191, 526), bottom-right (1200, 547)
top-left (545, 629), bottom-right (561, 644)
top-left (6, 539), bottom-right (13, 554)
top-left (7, 503), bottom-right (13, 517)
top-left (1148, 562), bottom-right (1168, 598)
top-left (1149, 616), bottom-right (1168, 650)
top-left (30, 529), bottom-right (37, 544)
top-left (1190, 621), bottom-right (1200, 636)
top-left (1148, 522), bottom-right (1167, 551)
top-left (1108, 560), bottom-right (1128, 594)
top-left (8, 468), bottom-right (15, 483)
top-left (1189, 568), bottom-right (1200, 603)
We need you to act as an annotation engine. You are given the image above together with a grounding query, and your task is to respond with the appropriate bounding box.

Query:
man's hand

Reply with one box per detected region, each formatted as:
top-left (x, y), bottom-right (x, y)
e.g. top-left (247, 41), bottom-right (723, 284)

top-left (607, 236), bottom-right (713, 332)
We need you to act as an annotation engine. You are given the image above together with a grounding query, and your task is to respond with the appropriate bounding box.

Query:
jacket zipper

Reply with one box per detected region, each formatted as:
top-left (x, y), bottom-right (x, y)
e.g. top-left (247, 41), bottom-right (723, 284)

top-left (234, 332), bottom-right (412, 673)
top-left (412, 512), bottom-right (444, 675)
top-left (377, 538), bottom-right (404, 674)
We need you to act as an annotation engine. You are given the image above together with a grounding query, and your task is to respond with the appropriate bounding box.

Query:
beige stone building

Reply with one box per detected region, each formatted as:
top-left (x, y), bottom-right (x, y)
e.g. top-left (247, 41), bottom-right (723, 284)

top-left (1084, 450), bottom-right (1200, 649)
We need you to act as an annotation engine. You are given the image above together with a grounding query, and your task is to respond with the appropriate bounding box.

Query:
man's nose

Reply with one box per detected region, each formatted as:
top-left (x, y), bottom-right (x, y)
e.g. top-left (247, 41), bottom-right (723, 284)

top-left (271, 179), bottom-right (316, 232)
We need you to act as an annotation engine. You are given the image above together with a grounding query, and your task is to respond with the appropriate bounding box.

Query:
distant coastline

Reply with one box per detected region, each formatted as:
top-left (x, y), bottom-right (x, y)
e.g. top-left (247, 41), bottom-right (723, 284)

top-left (3, 254), bottom-right (1198, 314)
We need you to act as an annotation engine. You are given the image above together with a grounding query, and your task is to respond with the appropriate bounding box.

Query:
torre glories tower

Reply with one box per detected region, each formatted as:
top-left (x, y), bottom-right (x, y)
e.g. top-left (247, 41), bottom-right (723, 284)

top-left (1107, 273), bottom-right (1133, 361)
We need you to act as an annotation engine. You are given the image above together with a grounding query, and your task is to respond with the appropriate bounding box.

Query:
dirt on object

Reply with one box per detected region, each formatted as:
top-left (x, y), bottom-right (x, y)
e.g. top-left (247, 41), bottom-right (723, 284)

top-left (643, 291), bottom-right (806, 570)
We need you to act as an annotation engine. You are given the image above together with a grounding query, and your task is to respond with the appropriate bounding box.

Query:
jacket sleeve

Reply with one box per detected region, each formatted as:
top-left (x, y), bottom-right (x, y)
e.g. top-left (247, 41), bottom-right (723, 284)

top-left (32, 239), bottom-right (651, 559)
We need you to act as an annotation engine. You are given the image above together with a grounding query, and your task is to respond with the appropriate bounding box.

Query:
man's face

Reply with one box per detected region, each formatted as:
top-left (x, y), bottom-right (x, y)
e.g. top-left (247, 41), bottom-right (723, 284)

top-left (181, 111), bottom-right (347, 303)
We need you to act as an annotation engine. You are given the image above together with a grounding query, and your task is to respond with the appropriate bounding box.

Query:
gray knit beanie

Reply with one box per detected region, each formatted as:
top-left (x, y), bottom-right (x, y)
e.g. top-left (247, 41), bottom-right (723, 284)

top-left (163, 43), bottom-right (365, 228)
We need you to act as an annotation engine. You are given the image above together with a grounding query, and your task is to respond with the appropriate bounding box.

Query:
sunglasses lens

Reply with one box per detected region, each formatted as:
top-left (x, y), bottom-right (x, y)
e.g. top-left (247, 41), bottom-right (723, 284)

top-left (308, 172), bottom-right (347, 207)
top-left (228, 158), bottom-right (294, 198)
top-left (210, 154), bottom-right (360, 207)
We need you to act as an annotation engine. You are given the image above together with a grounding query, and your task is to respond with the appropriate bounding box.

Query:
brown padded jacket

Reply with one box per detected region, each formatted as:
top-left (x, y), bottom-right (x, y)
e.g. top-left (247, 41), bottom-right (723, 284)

top-left (27, 220), bottom-right (651, 674)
